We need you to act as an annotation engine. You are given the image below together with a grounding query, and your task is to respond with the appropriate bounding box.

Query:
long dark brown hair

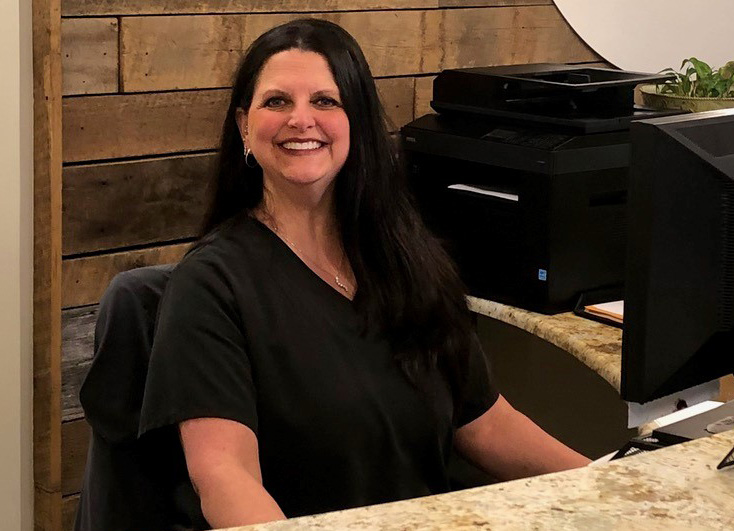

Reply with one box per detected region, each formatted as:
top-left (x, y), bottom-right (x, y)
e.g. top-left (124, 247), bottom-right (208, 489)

top-left (202, 18), bottom-right (474, 410)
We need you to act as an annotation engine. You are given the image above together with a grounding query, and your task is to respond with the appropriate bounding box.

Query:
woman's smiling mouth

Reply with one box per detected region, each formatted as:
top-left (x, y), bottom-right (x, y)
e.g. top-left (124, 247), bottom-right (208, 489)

top-left (279, 140), bottom-right (326, 152)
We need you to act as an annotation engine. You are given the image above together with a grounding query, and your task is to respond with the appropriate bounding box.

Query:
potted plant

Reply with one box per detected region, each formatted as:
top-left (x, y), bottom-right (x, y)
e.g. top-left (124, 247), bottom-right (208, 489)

top-left (639, 57), bottom-right (734, 112)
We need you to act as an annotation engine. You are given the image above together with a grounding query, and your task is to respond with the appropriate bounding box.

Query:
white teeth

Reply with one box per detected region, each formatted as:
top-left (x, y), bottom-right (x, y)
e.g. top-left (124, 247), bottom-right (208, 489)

top-left (281, 141), bottom-right (323, 150)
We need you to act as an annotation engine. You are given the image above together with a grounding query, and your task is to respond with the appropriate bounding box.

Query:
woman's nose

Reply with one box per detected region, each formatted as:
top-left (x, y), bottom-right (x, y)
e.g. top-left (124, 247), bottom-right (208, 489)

top-left (287, 102), bottom-right (316, 130)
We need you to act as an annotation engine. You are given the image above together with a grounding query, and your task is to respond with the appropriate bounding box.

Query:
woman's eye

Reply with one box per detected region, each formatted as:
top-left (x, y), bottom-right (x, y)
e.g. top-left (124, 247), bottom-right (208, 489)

top-left (315, 97), bottom-right (340, 108)
top-left (264, 97), bottom-right (287, 108)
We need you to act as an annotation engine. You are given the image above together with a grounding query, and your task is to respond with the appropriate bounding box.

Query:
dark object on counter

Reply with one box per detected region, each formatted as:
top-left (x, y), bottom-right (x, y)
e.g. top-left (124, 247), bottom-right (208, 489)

top-left (403, 112), bottom-right (629, 314)
top-left (611, 433), bottom-right (667, 460)
top-left (402, 63), bottom-right (678, 314)
top-left (621, 110), bottom-right (734, 404)
top-left (432, 63), bottom-right (674, 133)
top-left (719, 445), bottom-right (734, 470)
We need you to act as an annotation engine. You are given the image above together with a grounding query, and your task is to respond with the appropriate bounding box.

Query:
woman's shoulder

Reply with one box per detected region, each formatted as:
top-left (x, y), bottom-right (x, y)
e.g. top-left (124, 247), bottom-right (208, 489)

top-left (172, 214), bottom-right (273, 288)
top-left (186, 214), bottom-right (270, 261)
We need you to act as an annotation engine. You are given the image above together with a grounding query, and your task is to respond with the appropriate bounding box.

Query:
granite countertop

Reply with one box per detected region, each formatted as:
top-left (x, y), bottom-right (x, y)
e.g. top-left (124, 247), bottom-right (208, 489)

top-left (224, 431), bottom-right (734, 531)
top-left (467, 296), bottom-right (623, 391)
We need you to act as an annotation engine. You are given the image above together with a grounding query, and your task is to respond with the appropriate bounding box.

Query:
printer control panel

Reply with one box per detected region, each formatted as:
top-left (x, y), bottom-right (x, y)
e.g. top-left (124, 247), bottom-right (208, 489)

top-left (481, 127), bottom-right (572, 150)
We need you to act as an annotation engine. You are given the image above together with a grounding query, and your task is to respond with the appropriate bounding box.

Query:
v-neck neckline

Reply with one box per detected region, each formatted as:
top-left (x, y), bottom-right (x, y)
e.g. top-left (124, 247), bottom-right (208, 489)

top-left (250, 216), bottom-right (356, 306)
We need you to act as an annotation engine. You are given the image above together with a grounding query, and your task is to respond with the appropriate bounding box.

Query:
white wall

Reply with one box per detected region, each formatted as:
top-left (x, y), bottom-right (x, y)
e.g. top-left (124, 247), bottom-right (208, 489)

top-left (0, 0), bottom-right (34, 529)
top-left (554, 0), bottom-right (734, 73)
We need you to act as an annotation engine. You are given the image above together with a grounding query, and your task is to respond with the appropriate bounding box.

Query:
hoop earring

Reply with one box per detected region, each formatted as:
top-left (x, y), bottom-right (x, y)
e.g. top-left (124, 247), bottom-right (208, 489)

top-left (244, 145), bottom-right (257, 168)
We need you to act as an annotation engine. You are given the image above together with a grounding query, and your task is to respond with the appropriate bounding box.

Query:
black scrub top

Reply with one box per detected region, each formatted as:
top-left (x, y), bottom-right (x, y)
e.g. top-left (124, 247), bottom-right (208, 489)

top-left (139, 215), bottom-right (499, 527)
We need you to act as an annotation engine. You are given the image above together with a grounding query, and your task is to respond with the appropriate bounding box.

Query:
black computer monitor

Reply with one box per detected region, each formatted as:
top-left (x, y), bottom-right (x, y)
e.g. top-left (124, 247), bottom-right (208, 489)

top-left (621, 109), bottom-right (734, 404)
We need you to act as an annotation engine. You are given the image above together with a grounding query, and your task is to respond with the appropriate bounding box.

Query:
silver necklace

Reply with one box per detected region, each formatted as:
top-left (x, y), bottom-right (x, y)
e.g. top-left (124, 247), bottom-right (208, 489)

top-left (273, 227), bottom-right (352, 295)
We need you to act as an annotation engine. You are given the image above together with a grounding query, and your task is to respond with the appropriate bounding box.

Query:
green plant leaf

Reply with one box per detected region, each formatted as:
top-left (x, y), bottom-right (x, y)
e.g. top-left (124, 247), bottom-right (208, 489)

top-left (662, 58), bottom-right (734, 98)
top-left (682, 76), bottom-right (692, 96)
top-left (687, 57), bottom-right (713, 78)
top-left (725, 77), bottom-right (734, 96)
top-left (720, 61), bottom-right (734, 80)
top-left (712, 80), bottom-right (728, 97)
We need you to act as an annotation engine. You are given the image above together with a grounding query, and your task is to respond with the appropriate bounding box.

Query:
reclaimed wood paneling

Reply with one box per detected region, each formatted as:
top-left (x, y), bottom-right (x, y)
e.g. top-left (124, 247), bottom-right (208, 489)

top-left (61, 306), bottom-right (97, 422)
top-left (119, 14), bottom-right (282, 92)
top-left (116, 7), bottom-right (596, 93)
top-left (421, 6), bottom-right (598, 72)
top-left (65, 0), bottom-right (434, 16)
top-left (63, 78), bottom-right (414, 163)
top-left (61, 18), bottom-right (118, 95)
top-left (63, 243), bottom-right (190, 308)
top-left (721, 375), bottom-right (734, 402)
top-left (376, 77), bottom-right (415, 129)
top-left (439, 0), bottom-right (551, 5)
top-left (34, 0), bottom-right (64, 528)
top-left (62, 420), bottom-right (90, 496)
top-left (63, 0), bottom-right (552, 17)
top-left (62, 495), bottom-right (78, 531)
top-left (62, 89), bottom-right (229, 163)
top-left (413, 75), bottom-right (436, 118)
top-left (63, 153), bottom-right (213, 255)
top-left (120, 11), bottom-right (431, 91)
top-left (328, 11), bottom-right (441, 79)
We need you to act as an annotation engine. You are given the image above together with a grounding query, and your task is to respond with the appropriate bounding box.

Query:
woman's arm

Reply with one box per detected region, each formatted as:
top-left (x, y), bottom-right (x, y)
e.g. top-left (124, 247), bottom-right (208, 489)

top-left (454, 395), bottom-right (591, 481)
top-left (179, 417), bottom-right (286, 527)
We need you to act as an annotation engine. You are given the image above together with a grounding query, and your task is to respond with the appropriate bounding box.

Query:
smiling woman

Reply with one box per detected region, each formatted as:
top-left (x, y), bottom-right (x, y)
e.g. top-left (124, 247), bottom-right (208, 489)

top-left (236, 48), bottom-right (353, 294)
top-left (76, 18), bottom-right (589, 531)
top-left (237, 50), bottom-right (351, 194)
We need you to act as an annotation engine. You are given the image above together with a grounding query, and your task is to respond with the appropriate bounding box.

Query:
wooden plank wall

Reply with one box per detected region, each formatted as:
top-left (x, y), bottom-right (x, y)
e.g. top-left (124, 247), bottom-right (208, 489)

top-left (58, 1), bottom-right (601, 528)
top-left (34, 0), bottom-right (63, 530)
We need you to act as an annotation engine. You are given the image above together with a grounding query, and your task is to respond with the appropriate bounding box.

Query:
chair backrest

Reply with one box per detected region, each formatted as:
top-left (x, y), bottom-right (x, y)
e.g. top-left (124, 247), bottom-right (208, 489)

top-left (75, 264), bottom-right (185, 531)
top-left (81, 264), bottom-right (174, 442)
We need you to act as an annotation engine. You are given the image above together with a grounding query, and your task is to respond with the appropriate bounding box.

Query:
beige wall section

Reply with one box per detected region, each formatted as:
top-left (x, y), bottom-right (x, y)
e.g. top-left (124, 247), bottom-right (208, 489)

top-left (0, 0), bottom-right (34, 530)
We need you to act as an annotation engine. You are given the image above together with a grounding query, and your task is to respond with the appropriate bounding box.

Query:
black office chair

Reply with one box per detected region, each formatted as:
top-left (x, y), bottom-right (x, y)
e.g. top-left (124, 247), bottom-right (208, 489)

top-left (74, 264), bottom-right (204, 531)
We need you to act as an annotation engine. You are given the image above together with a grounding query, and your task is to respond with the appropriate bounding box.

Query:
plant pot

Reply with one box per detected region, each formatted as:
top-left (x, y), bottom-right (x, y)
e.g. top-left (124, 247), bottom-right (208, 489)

top-left (639, 85), bottom-right (734, 112)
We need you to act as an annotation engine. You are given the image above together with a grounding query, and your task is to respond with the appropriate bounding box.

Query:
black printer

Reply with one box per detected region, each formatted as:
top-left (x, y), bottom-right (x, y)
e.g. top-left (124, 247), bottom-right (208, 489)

top-left (402, 63), bottom-right (676, 314)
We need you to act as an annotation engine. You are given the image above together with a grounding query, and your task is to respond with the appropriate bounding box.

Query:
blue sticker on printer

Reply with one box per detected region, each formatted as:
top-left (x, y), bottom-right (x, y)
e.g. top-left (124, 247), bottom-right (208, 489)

top-left (538, 269), bottom-right (547, 281)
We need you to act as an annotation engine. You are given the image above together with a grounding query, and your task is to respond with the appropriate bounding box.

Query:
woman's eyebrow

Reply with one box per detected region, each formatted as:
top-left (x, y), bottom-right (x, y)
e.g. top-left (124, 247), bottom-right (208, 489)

top-left (258, 88), bottom-right (289, 99)
top-left (312, 89), bottom-right (340, 99)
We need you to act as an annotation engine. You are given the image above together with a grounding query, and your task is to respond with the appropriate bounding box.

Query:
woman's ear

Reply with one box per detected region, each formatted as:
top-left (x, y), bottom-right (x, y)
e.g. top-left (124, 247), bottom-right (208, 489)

top-left (235, 108), bottom-right (248, 141)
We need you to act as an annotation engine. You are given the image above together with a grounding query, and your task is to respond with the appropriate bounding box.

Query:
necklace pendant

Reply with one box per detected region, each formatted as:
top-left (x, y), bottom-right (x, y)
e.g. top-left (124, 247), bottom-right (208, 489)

top-left (335, 275), bottom-right (349, 293)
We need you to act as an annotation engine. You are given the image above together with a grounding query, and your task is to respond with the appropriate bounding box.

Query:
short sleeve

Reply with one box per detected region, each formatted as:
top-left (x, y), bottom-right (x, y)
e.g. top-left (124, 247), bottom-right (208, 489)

top-left (139, 251), bottom-right (258, 437)
top-left (455, 333), bottom-right (500, 428)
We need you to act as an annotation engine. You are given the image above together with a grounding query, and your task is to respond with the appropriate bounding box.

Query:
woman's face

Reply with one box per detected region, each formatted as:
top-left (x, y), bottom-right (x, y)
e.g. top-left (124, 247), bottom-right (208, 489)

top-left (238, 49), bottom-right (351, 196)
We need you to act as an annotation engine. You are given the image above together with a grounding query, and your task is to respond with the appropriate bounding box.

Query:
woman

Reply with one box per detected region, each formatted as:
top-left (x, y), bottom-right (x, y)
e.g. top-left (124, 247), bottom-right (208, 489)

top-left (140, 18), bottom-right (589, 530)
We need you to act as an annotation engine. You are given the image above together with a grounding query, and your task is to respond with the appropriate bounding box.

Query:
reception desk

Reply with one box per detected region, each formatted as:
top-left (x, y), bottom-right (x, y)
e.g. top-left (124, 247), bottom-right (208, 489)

top-left (230, 430), bottom-right (734, 530)
top-left (466, 296), bottom-right (634, 458)
top-left (467, 296), bottom-right (623, 392)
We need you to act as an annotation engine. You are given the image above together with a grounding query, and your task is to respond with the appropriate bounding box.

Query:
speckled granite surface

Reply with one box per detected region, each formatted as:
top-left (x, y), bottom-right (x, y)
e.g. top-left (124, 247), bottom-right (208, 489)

top-left (467, 296), bottom-right (623, 391)
top-left (224, 431), bottom-right (734, 531)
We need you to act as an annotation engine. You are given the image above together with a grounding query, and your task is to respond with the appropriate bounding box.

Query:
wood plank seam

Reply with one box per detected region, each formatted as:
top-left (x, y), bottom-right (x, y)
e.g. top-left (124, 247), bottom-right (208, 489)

top-left (63, 237), bottom-right (197, 260)
top-left (62, 1), bottom-right (554, 17)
